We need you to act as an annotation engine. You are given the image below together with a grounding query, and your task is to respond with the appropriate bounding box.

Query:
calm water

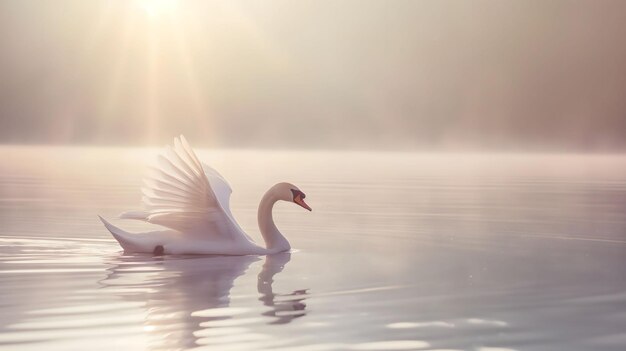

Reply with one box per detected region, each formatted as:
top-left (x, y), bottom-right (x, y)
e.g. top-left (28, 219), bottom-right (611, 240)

top-left (1, 146), bottom-right (625, 351)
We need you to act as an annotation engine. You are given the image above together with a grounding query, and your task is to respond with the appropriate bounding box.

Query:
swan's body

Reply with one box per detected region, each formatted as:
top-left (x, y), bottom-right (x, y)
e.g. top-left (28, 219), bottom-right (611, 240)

top-left (99, 136), bottom-right (311, 255)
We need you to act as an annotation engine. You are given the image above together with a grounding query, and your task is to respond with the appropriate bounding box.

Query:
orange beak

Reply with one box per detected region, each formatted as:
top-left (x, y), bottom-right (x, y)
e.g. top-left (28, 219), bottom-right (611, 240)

top-left (294, 195), bottom-right (312, 211)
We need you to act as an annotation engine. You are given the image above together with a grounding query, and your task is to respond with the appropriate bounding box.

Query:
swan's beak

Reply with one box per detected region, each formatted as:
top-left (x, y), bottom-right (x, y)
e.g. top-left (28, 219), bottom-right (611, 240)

top-left (294, 196), bottom-right (312, 211)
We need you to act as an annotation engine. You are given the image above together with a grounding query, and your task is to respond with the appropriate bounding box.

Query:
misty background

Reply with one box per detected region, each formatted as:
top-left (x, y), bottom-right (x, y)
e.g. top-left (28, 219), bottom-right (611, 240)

top-left (0, 0), bottom-right (625, 150)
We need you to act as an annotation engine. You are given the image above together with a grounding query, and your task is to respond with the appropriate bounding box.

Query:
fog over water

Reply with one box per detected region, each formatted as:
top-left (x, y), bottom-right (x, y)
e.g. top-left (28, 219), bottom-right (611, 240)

top-left (1, 0), bottom-right (625, 150)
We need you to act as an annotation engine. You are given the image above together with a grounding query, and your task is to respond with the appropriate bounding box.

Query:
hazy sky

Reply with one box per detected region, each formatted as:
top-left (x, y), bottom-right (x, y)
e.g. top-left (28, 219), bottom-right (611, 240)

top-left (0, 0), bottom-right (625, 150)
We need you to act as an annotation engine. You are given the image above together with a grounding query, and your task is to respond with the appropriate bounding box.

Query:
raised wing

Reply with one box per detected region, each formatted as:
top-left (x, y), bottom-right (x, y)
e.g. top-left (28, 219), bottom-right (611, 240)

top-left (201, 162), bottom-right (252, 241)
top-left (140, 135), bottom-right (243, 240)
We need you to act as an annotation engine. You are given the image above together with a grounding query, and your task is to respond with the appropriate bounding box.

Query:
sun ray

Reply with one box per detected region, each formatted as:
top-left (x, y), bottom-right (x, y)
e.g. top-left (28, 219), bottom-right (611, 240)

top-left (223, 2), bottom-right (291, 71)
top-left (144, 14), bottom-right (161, 145)
top-left (102, 5), bottom-right (137, 141)
top-left (165, 10), bottom-right (215, 146)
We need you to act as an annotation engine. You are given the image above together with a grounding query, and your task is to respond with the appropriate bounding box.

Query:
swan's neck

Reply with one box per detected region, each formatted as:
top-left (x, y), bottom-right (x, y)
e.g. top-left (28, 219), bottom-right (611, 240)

top-left (258, 189), bottom-right (291, 253)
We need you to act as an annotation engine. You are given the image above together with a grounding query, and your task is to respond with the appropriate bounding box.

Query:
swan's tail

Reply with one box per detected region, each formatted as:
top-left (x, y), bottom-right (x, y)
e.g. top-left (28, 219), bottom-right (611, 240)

top-left (98, 215), bottom-right (140, 252)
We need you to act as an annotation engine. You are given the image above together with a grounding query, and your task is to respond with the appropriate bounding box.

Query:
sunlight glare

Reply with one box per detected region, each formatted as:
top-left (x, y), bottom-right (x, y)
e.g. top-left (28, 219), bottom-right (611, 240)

top-left (136, 0), bottom-right (178, 18)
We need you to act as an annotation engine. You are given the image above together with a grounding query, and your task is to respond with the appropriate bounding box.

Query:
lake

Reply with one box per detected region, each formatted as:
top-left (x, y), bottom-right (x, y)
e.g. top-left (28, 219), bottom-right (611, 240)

top-left (1, 146), bottom-right (625, 351)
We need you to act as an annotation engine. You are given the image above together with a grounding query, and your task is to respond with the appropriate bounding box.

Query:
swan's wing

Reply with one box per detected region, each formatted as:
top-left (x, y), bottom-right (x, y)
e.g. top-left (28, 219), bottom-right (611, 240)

top-left (201, 162), bottom-right (252, 241)
top-left (140, 135), bottom-right (244, 240)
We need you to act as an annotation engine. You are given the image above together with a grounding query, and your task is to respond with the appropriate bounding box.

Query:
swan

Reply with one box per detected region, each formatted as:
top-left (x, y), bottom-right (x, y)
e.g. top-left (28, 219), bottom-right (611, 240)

top-left (98, 135), bottom-right (311, 255)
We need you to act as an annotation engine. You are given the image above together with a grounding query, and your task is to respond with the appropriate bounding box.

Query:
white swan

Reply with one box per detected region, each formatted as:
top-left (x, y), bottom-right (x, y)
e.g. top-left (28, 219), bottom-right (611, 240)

top-left (99, 135), bottom-right (311, 255)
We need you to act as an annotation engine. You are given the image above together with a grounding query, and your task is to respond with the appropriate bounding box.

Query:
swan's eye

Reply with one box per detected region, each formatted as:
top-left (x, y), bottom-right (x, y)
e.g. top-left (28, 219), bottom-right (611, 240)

top-left (290, 189), bottom-right (304, 201)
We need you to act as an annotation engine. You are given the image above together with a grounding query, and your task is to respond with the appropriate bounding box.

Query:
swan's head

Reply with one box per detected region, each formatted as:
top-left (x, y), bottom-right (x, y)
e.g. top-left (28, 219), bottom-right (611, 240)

top-left (273, 182), bottom-right (312, 211)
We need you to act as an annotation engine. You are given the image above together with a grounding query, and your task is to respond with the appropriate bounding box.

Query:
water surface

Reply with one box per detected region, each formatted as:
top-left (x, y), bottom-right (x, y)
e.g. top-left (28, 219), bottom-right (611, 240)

top-left (1, 146), bottom-right (625, 350)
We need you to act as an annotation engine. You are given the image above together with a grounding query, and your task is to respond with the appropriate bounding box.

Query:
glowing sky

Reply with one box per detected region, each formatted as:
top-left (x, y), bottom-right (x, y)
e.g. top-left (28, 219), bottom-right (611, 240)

top-left (0, 0), bottom-right (625, 150)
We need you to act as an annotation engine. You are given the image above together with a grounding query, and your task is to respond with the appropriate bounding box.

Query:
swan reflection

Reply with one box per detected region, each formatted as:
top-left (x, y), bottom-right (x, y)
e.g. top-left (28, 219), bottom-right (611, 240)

top-left (100, 253), bottom-right (307, 350)
top-left (258, 253), bottom-right (307, 324)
